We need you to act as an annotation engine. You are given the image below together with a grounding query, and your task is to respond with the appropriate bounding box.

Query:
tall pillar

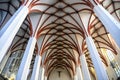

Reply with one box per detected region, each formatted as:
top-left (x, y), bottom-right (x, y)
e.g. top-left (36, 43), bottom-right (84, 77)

top-left (16, 36), bottom-right (36, 80)
top-left (0, 5), bottom-right (29, 63)
top-left (76, 34), bottom-right (91, 80)
top-left (86, 36), bottom-right (109, 80)
top-left (73, 73), bottom-right (78, 80)
top-left (30, 55), bottom-right (41, 80)
top-left (39, 66), bottom-right (45, 80)
top-left (38, 67), bottom-right (42, 80)
top-left (80, 54), bottom-right (91, 80)
top-left (44, 76), bottom-right (47, 80)
top-left (76, 65), bottom-right (83, 80)
top-left (92, 3), bottom-right (120, 47)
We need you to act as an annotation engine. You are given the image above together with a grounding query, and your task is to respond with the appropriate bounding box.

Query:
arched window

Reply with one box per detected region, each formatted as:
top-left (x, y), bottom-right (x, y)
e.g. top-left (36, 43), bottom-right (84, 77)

top-left (2, 51), bottom-right (23, 79)
top-left (106, 50), bottom-right (120, 77)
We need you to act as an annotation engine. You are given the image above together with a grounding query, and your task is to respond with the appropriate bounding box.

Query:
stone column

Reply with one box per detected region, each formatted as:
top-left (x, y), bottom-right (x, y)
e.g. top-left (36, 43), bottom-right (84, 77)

top-left (0, 5), bottom-right (29, 63)
top-left (30, 55), bottom-right (41, 80)
top-left (86, 36), bottom-right (109, 80)
top-left (39, 66), bottom-right (45, 80)
top-left (73, 73), bottom-right (78, 80)
top-left (91, 1), bottom-right (120, 47)
top-left (76, 34), bottom-right (91, 80)
top-left (80, 54), bottom-right (91, 80)
top-left (76, 65), bottom-right (83, 80)
top-left (16, 36), bottom-right (37, 80)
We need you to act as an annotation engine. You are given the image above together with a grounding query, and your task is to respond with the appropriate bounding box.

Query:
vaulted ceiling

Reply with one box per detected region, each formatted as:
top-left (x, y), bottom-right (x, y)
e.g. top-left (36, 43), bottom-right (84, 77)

top-left (0, 0), bottom-right (120, 78)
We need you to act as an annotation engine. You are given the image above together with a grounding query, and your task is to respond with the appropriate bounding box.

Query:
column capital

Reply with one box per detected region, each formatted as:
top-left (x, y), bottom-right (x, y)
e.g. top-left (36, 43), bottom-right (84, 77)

top-left (30, 35), bottom-right (37, 39)
top-left (22, 0), bottom-right (39, 12)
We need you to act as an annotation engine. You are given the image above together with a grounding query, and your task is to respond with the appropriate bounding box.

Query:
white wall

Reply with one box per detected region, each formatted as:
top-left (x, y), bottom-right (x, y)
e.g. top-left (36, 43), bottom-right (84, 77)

top-left (48, 68), bottom-right (72, 80)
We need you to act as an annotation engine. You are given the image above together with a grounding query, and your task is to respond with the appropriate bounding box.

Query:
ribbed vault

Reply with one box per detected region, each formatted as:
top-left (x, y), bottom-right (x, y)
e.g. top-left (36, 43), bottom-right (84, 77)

top-left (0, 0), bottom-right (120, 79)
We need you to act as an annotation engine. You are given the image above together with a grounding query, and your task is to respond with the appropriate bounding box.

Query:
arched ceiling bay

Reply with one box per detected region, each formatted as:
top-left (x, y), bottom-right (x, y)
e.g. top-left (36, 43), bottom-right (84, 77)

top-left (0, 0), bottom-right (120, 78)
